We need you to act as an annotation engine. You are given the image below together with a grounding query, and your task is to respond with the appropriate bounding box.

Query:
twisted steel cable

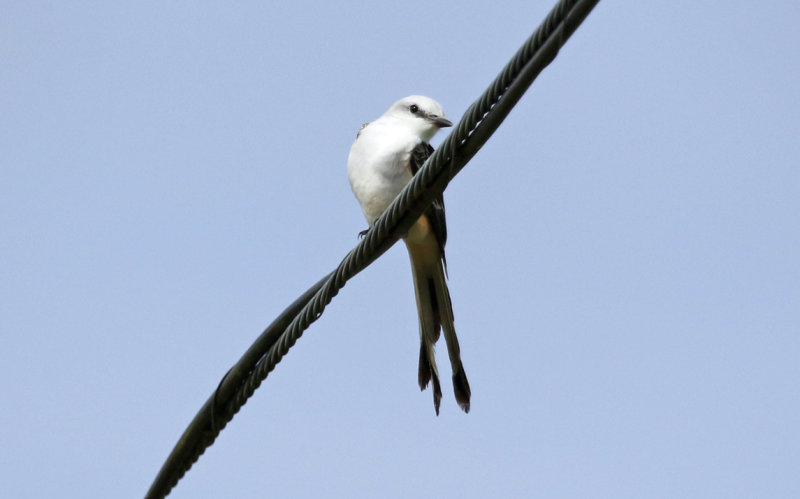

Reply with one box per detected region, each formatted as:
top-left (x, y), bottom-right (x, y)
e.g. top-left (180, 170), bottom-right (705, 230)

top-left (147, 0), bottom-right (599, 496)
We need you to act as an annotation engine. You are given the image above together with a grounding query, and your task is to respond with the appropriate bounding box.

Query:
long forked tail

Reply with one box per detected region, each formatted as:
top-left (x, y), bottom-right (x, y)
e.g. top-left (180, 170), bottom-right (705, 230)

top-left (407, 241), bottom-right (471, 415)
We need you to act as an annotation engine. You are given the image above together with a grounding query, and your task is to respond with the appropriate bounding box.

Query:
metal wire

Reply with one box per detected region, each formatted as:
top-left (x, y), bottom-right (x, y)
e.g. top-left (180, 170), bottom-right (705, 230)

top-left (146, 0), bottom-right (600, 496)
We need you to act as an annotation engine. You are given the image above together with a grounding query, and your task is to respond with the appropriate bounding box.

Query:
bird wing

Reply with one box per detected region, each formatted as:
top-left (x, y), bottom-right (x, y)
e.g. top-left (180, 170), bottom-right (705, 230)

top-left (409, 142), bottom-right (448, 268)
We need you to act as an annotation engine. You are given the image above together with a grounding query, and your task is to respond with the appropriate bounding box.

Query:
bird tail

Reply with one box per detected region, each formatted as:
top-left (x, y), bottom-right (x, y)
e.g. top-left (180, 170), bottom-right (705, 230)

top-left (407, 241), bottom-right (471, 415)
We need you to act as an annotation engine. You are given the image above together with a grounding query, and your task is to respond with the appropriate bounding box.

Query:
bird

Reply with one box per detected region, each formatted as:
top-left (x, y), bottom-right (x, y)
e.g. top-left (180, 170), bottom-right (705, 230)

top-left (347, 95), bottom-right (470, 415)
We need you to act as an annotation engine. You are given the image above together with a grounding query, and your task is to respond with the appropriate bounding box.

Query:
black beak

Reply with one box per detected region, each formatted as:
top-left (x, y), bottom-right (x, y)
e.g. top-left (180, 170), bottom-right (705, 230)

top-left (429, 116), bottom-right (453, 128)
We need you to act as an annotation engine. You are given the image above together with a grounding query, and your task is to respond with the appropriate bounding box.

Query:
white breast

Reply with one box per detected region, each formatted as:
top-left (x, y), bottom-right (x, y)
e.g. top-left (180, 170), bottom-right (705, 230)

top-left (347, 120), bottom-right (419, 224)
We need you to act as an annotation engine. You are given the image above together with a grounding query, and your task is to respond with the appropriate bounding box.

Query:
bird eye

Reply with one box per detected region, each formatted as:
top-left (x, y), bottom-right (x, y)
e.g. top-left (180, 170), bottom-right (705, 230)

top-left (409, 104), bottom-right (419, 114)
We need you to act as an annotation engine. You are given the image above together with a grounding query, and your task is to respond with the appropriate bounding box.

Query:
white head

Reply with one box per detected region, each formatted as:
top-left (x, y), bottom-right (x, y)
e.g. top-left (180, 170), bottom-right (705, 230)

top-left (381, 95), bottom-right (453, 142)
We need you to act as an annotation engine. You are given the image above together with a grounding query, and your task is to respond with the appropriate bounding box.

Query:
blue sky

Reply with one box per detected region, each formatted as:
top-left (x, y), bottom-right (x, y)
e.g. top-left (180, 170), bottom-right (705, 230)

top-left (2, 1), bottom-right (799, 498)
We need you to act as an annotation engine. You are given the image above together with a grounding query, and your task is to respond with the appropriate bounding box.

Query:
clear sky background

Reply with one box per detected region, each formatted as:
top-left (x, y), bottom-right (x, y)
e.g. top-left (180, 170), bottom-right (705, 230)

top-left (2, 1), bottom-right (799, 498)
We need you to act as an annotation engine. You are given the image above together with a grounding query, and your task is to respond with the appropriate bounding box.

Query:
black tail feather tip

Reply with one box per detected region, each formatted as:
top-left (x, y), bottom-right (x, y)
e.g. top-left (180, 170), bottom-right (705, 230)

top-left (432, 376), bottom-right (442, 416)
top-left (418, 344), bottom-right (431, 390)
top-left (453, 370), bottom-right (471, 414)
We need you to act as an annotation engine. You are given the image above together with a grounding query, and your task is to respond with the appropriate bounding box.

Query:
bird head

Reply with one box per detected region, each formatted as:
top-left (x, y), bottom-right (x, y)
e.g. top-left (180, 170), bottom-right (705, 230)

top-left (383, 95), bottom-right (453, 142)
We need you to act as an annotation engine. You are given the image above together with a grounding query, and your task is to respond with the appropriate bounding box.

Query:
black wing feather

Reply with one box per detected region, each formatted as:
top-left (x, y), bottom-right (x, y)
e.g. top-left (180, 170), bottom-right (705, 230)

top-left (409, 142), bottom-right (448, 268)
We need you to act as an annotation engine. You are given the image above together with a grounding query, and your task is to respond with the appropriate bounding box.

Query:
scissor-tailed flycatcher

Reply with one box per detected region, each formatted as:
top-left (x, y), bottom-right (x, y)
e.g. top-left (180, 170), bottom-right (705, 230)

top-left (347, 95), bottom-right (470, 415)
